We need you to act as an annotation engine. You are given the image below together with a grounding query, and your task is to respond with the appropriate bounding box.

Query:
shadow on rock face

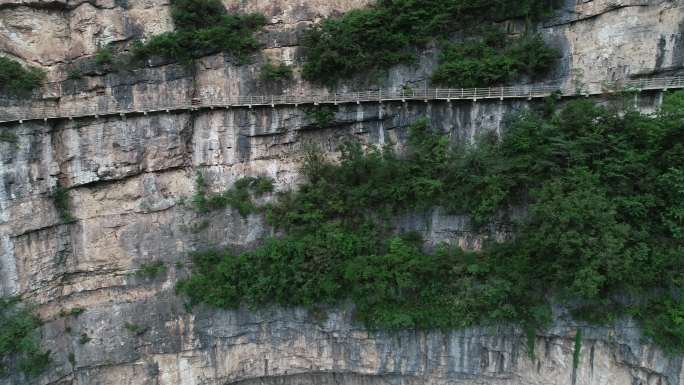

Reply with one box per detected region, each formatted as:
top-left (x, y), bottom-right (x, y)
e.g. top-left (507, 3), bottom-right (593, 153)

top-left (226, 372), bottom-right (423, 385)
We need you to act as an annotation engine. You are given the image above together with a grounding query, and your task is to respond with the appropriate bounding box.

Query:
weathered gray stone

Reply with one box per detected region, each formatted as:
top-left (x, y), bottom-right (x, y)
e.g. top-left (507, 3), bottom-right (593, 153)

top-left (0, 0), bottom-right (683, 384)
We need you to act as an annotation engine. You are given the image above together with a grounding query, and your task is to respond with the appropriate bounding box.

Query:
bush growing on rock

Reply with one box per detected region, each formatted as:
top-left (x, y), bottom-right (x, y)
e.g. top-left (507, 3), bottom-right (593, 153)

top-left (302, 0), bottom-right (562, 85)
top-left (431, 30), bottom-right (558, 87)
top-left (51, 186), bottom-right (75, 223)
top-left (0, 130), bottom-right (18, 143)
top-left (136, 261), bottom-right (167, 279)
top-left (0, 298), bottom-right (50, 377)
top-left (178, 91), bottom-right (684, 351)
top-left (0, 57), bottom-right (45, 97)
top-left (132, 0), bottom-right (265, 63)
top-left (193, 175), bottom-right (274, 217)
top-left (95, 46), bottom-right (114, 66)
top-left (260, 61), bottom-right (293, 81)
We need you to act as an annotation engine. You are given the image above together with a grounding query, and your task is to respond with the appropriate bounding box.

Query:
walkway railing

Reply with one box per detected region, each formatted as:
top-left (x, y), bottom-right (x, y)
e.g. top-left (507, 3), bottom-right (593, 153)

top-left (1, 76), bottom-right (682, 124)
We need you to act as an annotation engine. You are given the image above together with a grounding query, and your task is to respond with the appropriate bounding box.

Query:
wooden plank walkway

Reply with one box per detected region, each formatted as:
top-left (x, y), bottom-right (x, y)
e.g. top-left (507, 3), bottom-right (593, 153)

top-left (1, 76), bottom-right (682, 124)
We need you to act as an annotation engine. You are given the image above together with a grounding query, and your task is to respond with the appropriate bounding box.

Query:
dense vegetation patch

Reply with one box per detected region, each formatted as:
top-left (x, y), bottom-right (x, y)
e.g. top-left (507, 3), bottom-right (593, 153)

top-left (305, 106), bottom-right (337, 129)
top-left (193, 174), bottom-right (274, 217)
top-left (0, 57), bottom-right (45, 97)
top-left (0, 298), bottom-right (50, 377)
top-left (431, 29), bottom-right (558, 87)
top-left (51, 187), bottom-right (74, 223)
top-left (260, 61), bottom-right (293, 81)
top-left (136, 261), bottom-right (167, 279)
top-left (302, 0), bottom-right (561, 85)
top-left (95, 46), bottom-right (114, 67)
top-left (124, 322), bottom-right (147, 336)
top-left (132, 0), bottom-right (265, 63)
top-left (0, 130), bottom-right (18, 143)
top-left (178, 91), bottom-right (684, 352)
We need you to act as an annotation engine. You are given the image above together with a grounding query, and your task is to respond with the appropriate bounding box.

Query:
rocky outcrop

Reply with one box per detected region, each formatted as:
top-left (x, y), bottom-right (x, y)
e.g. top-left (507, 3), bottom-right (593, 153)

top-left (14, 302), bottom-right (684, 385)
top-left (1, 0), bottom-right (683, 384)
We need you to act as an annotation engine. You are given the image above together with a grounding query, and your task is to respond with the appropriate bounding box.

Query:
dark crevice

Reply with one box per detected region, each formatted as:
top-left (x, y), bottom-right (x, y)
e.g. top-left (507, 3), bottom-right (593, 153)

top-left (543, 4), bottom-right (650, 28)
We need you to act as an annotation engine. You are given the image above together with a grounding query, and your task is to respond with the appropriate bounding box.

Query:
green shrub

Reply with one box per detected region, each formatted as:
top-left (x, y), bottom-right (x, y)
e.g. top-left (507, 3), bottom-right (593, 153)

top-left (302, 0), bottom-right (561, 84)
top-left (136, 261), bottom-right (166, 279)
top-left (0, 297), bottom-right (50, 377)
top-left (0, 57), bottom-right (45, 97)
top-left (178, 91), bottom-right (684, 350)
top-left (573, 329), bottom-right (582, 369)
top-left (640, 298), bottom-right (684, 354)
top-left (132, 0), bottom-right (265, 64)
top-left (67, 67), bottom-right (82, 79)
top-left (124, 322), bottom-right (147, 336)
top-left (59, 307), bottom-right (85, 318)
top-left (305, 106), bottom-right (337, 128)
top-left (0, 131), bottom-right (18, 143)
top-left (431, 30), bottom-right (558, 87)
top-left (249, 176), bottom-right (275, 195)
top-left (171, 0), bottom-right (227, 30)
top-left (95, 46), bottom-right (114, 66)
top-left (193, 175), bottom-right (274, 217)
top-left (260, 61), bottom-right (293, 81)
top-left (51, 186), bottom-right (75, 223)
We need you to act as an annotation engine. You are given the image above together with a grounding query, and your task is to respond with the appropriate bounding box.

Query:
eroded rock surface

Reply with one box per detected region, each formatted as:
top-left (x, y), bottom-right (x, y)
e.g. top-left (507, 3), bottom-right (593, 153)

top-left (1, 0), bottom-right (683, 384)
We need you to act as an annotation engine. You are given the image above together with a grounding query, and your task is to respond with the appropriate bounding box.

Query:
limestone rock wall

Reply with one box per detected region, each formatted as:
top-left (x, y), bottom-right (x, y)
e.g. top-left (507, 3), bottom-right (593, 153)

top-left (0, 0), bottom-right (683, 384)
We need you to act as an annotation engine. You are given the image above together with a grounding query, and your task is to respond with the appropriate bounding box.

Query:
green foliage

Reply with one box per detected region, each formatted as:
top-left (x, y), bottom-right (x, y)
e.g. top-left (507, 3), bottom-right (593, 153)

top-left (573, 329), bottom-right (582, 369)
top-left (66, 67), bottom-right (82, 80)
top-left (132, 0), bottom-right (265, 63)
top-left (260, 61), bottom-right (293, 81)
top-left (305, 106), bottom-right (337, 129)
top-left (51, 186), bottom-right (75, 223)
top-left (525, 326), bottom-right (537, 360)
top-left (0, 130), bottom-right (18, 143)
top-left (136, 261), bottom-right (166, 279)
top-left (0, 57), bottom-right (45, 97)
top-left (640, 297), bottom-right (684, 354)
top-left (95, 46), bottom-right (113, 66)
top-left (178, 92), bottom-right (684, 351)
top-left (124, 322), bottom-right (147, 336)
top-left (170, 0), bottom-right (227, 30)
top-left (193, 174), bottom-right (274, 217)
top-left (431, 30), bottom-right (558, 87)
top-left (0, 297), bottom-right (50, 377)
top-left (59, 307), bottom-right (85, 318)
top-left (302, 0), bottom-right (561, 84)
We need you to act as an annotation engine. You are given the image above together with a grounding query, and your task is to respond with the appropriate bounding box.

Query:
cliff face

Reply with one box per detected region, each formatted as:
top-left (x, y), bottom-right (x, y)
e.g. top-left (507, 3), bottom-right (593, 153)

top-left (1, 0), bottom-right (683, 384)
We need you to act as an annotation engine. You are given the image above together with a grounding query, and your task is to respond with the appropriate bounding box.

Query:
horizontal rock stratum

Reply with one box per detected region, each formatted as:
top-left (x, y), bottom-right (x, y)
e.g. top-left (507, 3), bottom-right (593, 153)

top-left (0, 0), bottom-right (683, 384)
